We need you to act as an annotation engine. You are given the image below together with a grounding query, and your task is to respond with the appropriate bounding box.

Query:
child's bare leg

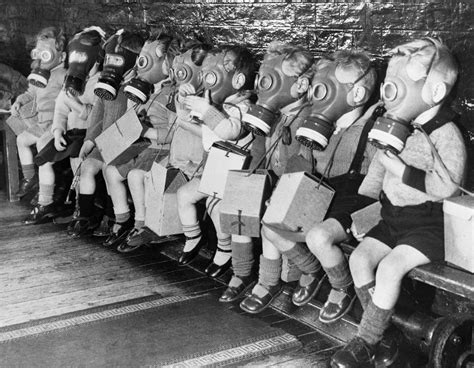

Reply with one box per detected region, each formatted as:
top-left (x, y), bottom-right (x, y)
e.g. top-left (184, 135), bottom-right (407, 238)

top-left (105, 165), bottom-right (129, 227)
top-left (38, 162), bottom-right (55, 206)
top-left (80, 158), bottom-right (103, 195)
top-left (207, 199), bottom-right (231, 268)
top-left (16, 131), bottom-right (39, 196)
top-left (127, 169), bottom-right (146, 229)
top-left (177, 178), bottom-right (207, 253)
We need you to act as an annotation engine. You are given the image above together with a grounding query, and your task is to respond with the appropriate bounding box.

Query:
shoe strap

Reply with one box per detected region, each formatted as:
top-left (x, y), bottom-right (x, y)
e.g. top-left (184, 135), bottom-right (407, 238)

top-left (216, 246), bottom-right (232, 253)
top-left (185, 233), bottom-right (202, 241)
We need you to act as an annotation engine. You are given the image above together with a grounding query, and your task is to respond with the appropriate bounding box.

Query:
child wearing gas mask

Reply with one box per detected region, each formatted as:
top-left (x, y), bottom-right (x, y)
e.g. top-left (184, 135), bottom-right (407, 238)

top-left (175, 45), bottom-right (258, 278)
top-left (331, 39), bottom-right (467, 368)
top-left (246, 51), bottom-right (378, 320)
top-left (103, 35), bottom-right (201, 250)
top-left (218, 43), bottom-right (315, 304)
top-left (67, 29), bottom-right (145, 238)
top-left (11, 27), bottom-right (67, 199)
top-left (23, 27), bottom-right (105, 225)
top-left (238, 51), bottom-right (379, 316)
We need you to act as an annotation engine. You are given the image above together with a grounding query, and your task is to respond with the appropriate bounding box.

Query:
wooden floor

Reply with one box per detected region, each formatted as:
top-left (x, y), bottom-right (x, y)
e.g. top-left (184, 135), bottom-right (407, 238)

top-left (0, 193), bottom-right (340, 367)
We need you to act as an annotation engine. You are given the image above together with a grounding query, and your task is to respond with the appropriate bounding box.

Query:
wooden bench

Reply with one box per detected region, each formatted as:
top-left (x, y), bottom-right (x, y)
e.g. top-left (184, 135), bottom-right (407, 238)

top-left (0, 114), bottom-right (19, 201)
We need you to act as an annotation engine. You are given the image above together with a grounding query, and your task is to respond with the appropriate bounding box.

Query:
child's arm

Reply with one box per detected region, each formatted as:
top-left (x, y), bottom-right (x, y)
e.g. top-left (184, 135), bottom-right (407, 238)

top-left (402, 124), bottom-right (467, 198)
top-left (66, 92), bottom-right (93, 120)
top-left (10, 87), bottom-right (35, 117)
top-left (358, 149), bottom-right (385, 199)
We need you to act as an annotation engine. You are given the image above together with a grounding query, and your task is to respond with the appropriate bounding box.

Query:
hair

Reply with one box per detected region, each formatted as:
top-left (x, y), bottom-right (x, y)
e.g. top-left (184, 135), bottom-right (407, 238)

top-left (116, 30), bottom-right (145, 55)
top-left (189, 42), bottom-right (213, 66)
top-left (332, 50), bottom-right (377, 93)
top-left (216, 44), bottom-right (258, 91)
top-left (389, 37), bottom-right (458, 94)
top-left (36, 26), bottom-right (67, 52)
top-left (265, 42), bottom-right (314, 78)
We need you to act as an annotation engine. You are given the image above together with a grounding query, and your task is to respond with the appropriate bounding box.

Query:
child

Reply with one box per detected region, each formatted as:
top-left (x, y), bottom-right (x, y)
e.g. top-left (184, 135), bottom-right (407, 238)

top-left (67, 29), bottom-right (145, 238)
top-left (114, 42), bottom-right (213, 252)
top-left (103, 34), bottom-right (195, 250)
top-left (250, 51), bottom-right (378, 320)
top-left (331, 38), bottom-right (467, 368)
top-left (23, 27), bottom-right (105, 225)
top-left (11, 27), bottom-right (67, 198)
top-left (175, 45), bottom-right (258, 278)
top-left (219, 43), bottom-right (315, 303)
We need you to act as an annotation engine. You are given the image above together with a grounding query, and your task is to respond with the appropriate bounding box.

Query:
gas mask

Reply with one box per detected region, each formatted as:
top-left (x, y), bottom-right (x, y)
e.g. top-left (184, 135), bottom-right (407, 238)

top-left (199, 51), bottom-right (239, 106)
top-left (296, 60), bottom-right (370, 150)
top-left (242, 54), bottom-right (309, 136)
top-left (27, 39), bottom-right (63, 88)
top-left (368, 47), bottom-right (438, 154)
top-left (94, 31), bottom-right (141, 100)
top-left (169, 49), bottom-right (203, 91)
top-left (123, 40), bottom-right (170, 104)
top-left (64, 33), bottom-right (104, 96)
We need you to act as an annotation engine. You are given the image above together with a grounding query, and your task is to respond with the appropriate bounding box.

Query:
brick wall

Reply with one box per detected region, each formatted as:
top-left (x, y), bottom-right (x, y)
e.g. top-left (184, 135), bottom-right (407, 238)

top-left (0, 0), bottom-right (472, 182)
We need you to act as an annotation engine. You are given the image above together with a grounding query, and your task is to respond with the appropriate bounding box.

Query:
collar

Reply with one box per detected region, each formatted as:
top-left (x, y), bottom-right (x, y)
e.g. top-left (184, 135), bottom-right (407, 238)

top-left (413, 105), bottom-right (442, 125)
top-left (335, 108), bottom-right (363, 131)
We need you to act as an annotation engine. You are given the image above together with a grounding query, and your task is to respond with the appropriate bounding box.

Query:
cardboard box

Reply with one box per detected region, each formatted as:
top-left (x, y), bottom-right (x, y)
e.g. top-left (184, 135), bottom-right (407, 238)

top-left (443, 196), bottom-right (474, 273)
top-left (5, 100), bottom-right (38, 136)
top-left (351, 201), bottom-right (382, 235)
top-left (199, 141), bottom-right (252, 199)
top-left (220, 169), bottom-right (276, 237)
top-left (262, 171), bottom-right (335, 236)
top-left (95, 108), bottom-right (150, 166)
top-left (144, 162), bottom-right (188, 237)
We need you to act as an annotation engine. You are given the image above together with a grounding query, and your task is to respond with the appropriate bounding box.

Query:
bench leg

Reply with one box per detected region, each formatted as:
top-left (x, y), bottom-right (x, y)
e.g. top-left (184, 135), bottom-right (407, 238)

top-left (2, 121), bottom-right (20, 202)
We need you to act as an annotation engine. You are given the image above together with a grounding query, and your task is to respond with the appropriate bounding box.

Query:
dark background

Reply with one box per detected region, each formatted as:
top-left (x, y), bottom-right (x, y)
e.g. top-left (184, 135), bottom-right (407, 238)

top-left (0, 0), bottom-right (472, 186)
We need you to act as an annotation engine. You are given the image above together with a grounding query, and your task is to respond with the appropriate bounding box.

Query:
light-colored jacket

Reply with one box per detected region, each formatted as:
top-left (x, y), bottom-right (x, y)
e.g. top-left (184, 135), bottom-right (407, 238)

top-left (51, 72), bottom-right (100, 133)
top-left (15, 64), bottom-right (66, 127)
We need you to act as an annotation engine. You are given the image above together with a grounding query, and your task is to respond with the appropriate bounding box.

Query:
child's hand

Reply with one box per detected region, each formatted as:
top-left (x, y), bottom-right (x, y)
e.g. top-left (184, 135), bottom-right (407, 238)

top-left (79, 140), bottom-right (95, 160)
top-left (10, 101), bottom-right (22, 117)
top-left (53, 129), bottom-right (67, 151)
top-left (379, 150), bottom-right (405, 178)
top-left (350, 223), bottom-right (365, 242)
top-left (184, 90), bottom-right (211, 119)
top-left (178, 83), bottom-right (196, 99)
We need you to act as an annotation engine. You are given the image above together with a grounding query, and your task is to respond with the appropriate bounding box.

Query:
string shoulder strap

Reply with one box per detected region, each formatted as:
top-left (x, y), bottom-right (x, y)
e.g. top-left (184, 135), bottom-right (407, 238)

top-left (347, 106), bottom-right (382, 175)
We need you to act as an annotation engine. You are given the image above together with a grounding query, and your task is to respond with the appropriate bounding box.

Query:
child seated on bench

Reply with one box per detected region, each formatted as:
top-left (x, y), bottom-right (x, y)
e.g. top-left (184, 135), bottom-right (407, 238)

top-left (175, 45), bottom-right (258, 277)
top-left (11, 27), bottom-right (67, 199)
top-left (255, 51), bottom-right (378, 321)
top-left (67, 29), bottom-right (145, 238)
top-left (331, 38), bottom-right (467, 368)
top-left (24, 27), bottom-right (105, 225)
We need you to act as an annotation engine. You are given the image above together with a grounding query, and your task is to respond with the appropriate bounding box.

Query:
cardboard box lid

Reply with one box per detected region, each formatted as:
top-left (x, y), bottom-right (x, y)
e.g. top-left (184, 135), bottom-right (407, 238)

top-left (443, 196), bottom-right (474, 220)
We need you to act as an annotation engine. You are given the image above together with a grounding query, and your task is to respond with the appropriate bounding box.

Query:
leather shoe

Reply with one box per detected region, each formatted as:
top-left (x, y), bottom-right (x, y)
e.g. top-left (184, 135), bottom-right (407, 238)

top-left (23, 203), bottom-right (58, 225)
top-left (219, 275), bottom-right (256, 303)
top-left (330, 337), bottom-right (375, 368)
top-left (69, 216), bottom-right (100, 238)
top-left (16, 175), bottom-right (38, 198)
top-left (319, 285), bottom-right (356, 324)
top-left (178, 234), bottom-right (207, 265)
top-left (240, 283), bottom-right (282, 314)
top-left (374, 331), bottom-right (399, 366)
top-left (103, 218), bottom-right (134, 248)
top-left (93, 215), bottom-right (113, 237)
top-left (292, 270), bottom-right (327, 307)
top-left (205, 258), bottom-right (232, 278)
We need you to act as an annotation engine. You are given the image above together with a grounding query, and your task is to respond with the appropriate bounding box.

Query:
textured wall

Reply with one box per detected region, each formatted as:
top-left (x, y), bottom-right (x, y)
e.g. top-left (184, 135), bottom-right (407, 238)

top-left (0, 0), bottom-right (472, 184)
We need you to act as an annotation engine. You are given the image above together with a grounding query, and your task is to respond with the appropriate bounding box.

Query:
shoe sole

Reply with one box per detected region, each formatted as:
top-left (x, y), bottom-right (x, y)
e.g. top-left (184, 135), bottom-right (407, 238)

top-left (103, 231), bottom-right (130, 248)
top-left (318, 294), bottom-right (357, 324)
top-left (239, 288), bottom-right (283, 314)
top-left (292, 274), bottom-right (328, 307)
top-left (219, 281), bottom-right (256, 303)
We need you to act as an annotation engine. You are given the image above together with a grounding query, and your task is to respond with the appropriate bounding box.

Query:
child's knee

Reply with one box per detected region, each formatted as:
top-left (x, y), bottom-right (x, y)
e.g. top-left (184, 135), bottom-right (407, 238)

top-left (349, 246), bottom-right (371, 272)
top-left (376, 256), bottom-right (405, 283)
top-left (127, 169), bottom-right (143, 185)
top-left (261, 225), bottom-right (281, 244)
top-left (305, 226), bottom-right (332, 254)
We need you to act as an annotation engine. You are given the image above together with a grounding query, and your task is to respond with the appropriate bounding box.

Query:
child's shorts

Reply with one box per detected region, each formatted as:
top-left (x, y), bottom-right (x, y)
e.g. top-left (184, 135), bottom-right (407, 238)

top-left (116, 148), bottom-right (168, 178)
top-left (366, 191), bottom-right (444, 260)
top-left (327, 193), bottom-right (376, 234)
